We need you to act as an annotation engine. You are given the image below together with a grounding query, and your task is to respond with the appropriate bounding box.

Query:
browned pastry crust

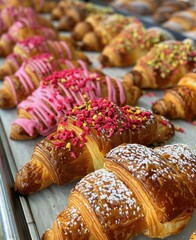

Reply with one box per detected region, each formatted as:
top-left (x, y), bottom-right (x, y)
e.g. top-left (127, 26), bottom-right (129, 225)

top-left (81, 15), bottom-right (137, 51)
top-left (163, 9), bottom-right (196, 32)
top-left (99, 23), bottom-right (173, 67)
top-left (43, 143), bottom-right (196, 240)
top-left (190, 231), bottom-right (196, 240)
top-left (124, 39), bottom-right (196, 89)
top-left (14, 99), bottom-right (174, 195)
top-left (152, 72), bottom-right (196, 120)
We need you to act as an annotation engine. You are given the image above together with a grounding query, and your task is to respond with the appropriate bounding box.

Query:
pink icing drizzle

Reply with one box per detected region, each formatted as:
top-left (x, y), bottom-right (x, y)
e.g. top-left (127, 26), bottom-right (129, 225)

top-left (13, 68), bottom-right (125, 136)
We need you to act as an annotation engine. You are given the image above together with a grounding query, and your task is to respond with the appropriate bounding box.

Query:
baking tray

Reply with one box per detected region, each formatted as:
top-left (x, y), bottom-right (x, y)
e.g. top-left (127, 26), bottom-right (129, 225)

top-left (0, 5), bottom-right (196, 239)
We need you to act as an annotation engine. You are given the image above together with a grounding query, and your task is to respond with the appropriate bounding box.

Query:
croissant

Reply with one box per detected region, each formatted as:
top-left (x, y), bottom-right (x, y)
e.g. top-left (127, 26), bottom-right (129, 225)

top-left (0, 18), bottom-right (58, 57)
top-left (10, 69), bottom-right (142, 140)
top-left (57, 3), bottom-right (112, 32)
top-left (50, 0), bottom-right (81, 20)
top-left (152, 72), bottom-right (196, 120)
top-left (99, 23), bottom-right (174, 67)
top-left (0, 5), bottom-right (54, 35)
top-left (124, 39), bottom-right (196, 89)
top-left (14, 98), bottom-right (174, 195)
top-left (81, 15), bottom-right (138, 51)
top-left (0, 36), bottom-right (89, 78)
top-left (112, 0), bottom-right (158, 15)
top-left (42, 142), bottom-right (195, 240)
top-left (2, 0), bottom-right (50, 12)
top-left (72, 13), bottom-right (112, 41)
top-left (0, 55), bottom-right (88, 109)
top-left (190, 231), bottom-right (196, 240)
top-left (163, 9), bottom-right (196, 32)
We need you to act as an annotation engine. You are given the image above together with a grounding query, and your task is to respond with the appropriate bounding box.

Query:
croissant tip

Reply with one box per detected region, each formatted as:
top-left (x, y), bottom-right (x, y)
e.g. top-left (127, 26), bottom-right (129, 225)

top-left (42, 229), bottom-right (52, 240)
top-left (10, 123), bottom-right (38, 140)
top-left (57, 16), bottom-right (76, 31)
top-left (99, 54), bottom-right (110, 67)
top-left (0, 89), bottom-right (15, 109)
top-left (152, 100), bottom-right (167, 117)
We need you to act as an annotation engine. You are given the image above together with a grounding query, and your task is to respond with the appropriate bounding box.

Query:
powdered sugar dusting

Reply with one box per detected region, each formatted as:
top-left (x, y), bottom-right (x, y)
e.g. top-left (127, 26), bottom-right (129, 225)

top-left (74, 169), bottom-right (143, 228)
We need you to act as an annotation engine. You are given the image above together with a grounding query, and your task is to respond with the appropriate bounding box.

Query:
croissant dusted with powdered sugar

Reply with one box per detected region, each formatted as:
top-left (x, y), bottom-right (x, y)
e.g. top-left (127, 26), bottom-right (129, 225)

top-left (0, 36), bottom-right (88, 79)
top-left (152, 72), bottom-right (196, 120)
top-left (42, 143), bottom-right (195, 240)
top-left (124, 39), bottom-right (196, 89)
top-left (0, 18), bottom-right (58, 57)
top-left (10, 69), bottom-right (142, 140)
top-left (14, 98), bottom-right (174, 195)
top-left (81, 15), bottom-right (138, 51)
top-left (0, 55), bottom-right (88, 109)
top-left (99, 23), bottom-right (174, 67)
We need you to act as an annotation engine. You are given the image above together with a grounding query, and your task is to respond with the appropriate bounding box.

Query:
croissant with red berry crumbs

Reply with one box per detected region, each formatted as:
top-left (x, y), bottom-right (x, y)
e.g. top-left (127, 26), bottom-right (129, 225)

top-left (152, 72), bottom-right (196, 120)
top-left (124, 39), bottom-right (196, 89)
top-left (0, 55), bottom-right (88, 109)
top-left (10, 68), bottom-right (141, 140)
top-left (14, 98), bottom-right (174, 195)
top-left (0, 18), bottom-right (58, 57)
top-left (42, 143), bottom-right (195, 240)
top-left (0, 36), bottom-right (88, 79)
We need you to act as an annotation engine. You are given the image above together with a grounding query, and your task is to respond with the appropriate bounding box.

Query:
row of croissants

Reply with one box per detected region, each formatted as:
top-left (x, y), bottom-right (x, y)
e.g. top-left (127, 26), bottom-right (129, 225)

top-left (0, 1), bottom-right (195, 240)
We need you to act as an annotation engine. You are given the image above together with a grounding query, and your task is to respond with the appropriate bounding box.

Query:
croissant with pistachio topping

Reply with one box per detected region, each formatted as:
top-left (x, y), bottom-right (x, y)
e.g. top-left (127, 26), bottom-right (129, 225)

top-left (99, 24), bottom-right (174, 67)
top-left (124, 39), bottom-right (196, 89)
top-left (14, 98), bottom-right (174, 195)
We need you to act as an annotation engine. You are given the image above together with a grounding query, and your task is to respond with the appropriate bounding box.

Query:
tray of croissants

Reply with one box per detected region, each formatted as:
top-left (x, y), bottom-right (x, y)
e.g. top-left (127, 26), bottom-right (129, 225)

top-left (0, 0), bottom-right (196, 240)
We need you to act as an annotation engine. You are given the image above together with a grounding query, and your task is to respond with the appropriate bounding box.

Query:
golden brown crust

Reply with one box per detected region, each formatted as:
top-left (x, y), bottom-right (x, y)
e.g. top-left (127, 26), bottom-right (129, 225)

top-left (152, 72), bottom-right (196, 120)
top-left (43, 143), bottom-right (196, 240)
top-left (14, 99), bottom-right (174, 195)
top-left (190, 231), bottom-right (196, 240)
top-left (124, 40), bottom-right (196, 89)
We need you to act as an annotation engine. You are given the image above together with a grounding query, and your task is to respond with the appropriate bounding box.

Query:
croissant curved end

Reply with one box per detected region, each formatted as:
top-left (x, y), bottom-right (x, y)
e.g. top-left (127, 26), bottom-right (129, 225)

top-left (42, 229), bottom-right (53, 240)
top-left (0, 89), bottom-right (15, 109)
top-left (81, 32), bottom-right (103, 51)
top-left (14, 158), bottom-right (53, 195)
top-left (10, 123), bottom-right (39, 140)
top-left (57, 16), bottom-right (76, 31)
top-left (72, 22), bottom-right (93, 41)
top-left (99, 54), bottom-right (111, 67)
top-left (152, 99), bottom-right (168, 117)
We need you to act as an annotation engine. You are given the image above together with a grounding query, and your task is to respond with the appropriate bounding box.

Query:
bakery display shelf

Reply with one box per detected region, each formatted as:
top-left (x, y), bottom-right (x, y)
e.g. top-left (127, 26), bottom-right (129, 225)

top-left (0, 2), bottom-right (196, 239)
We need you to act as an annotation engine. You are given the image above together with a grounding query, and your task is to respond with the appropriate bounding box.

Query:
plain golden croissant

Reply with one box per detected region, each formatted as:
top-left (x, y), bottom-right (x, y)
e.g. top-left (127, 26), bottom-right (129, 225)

top-left (99, 23), bottom-right (174, 67)
top-left (0, 36), bottom-right (88, 79)
top-left (0, 55), bottom-right (88, 109)
top-left (50, 0), bottom-right (81, 20)
top-left (42, 143), bottom-right (195, 240)
top-left (72, 13), bottom-right (112, 41)
top-left (152, 72), bottom-right (196, 120)
top-left (14, 98), bottom-right (175, 195)
top-left (0, 18), bottom-right (58, 57)
top-left (10, 69), bottom-right (142, 140)
top-left (81, 15), bottom-right (138, 51)
top-left (124, 39), bottom-right (196, 89)
top-left (57, 2), bottom-right (112, 32)
top-left (163, 9), bottom-right (196, 32)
